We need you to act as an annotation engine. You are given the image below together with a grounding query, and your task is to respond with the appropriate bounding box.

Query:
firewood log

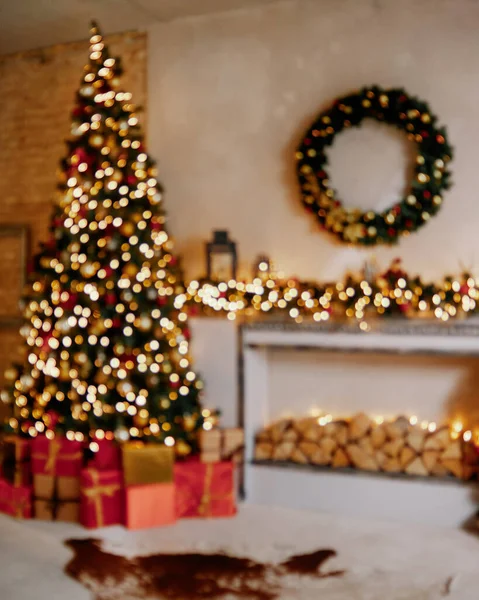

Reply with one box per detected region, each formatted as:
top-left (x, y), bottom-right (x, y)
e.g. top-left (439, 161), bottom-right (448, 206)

top-left (383, 438), bottom-right (404, 458)
top-left (319, 436), bottom-right (338, 456)
top-left (358, 436), bottom-right (374, 456)
top-left (383, 458), bottom-right (402, 473)
top-left (422, 450), bottom-right (439, 472)
top-left (298, 441), bottom-right (319, 461)
top-left (440, 440), bottom-right (462, 460)
top-left (424, 427), bottom-right (450, 451)
top-left (405, 457), bottom-right (429, 477)
top-left (269, 419), bottom-right (293, 443)
top-left (332, 448), bottom-right (350, 468)
top-left (346, 444), bottom-right (379, 471)
top-left (441, 458), bottom-right (464, 479)
top-left (376, 450), bottom-right (387, 469)
top-left (256, 431), bottom-right (271, 443)
top-left (255, 443), bottom-right (273, 461)
top-left (303, 426), bottom-right (323, 443)
top-left (399, 446), bottom-right (416, 469)
top-left (290, 448), bottom-right (309, 464)
top-left (431, 462), bottom-right (449, 477)
top-left (348, 413), bottom-right (372, 441)
top-left (283, 428), bottom-right (299, 442)
top-left (384, 422), bottom-right (404, 440)
top-left (294, 417), bottom-right (319, 435)
top-left (311, 448), bottom-right (330, 466)
top-left (272, 441), bottom-right (295, 461)
top-left (406, 431), bottom-right (426, 453)
top-left (371, 426), bottom-right (387, 449)
top-left (335, 425), bottom-right (348, 447)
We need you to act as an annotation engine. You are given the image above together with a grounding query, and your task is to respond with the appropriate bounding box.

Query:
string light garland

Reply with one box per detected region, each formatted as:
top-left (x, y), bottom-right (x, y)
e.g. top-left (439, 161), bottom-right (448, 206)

top-left (297, 86), bottom-right (453, 245)
top-left (182, 259), bottom-right (479, 326)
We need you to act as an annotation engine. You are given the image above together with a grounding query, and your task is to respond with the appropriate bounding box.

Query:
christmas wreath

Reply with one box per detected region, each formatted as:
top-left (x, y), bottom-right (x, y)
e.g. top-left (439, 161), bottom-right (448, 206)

top-left (296, 86), bottom-right (453, 245)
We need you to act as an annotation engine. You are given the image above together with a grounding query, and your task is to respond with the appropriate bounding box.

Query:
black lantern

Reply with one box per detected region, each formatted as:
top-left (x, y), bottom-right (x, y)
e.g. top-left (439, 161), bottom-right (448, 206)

top-left (206, 230), bottom-right (237, 281)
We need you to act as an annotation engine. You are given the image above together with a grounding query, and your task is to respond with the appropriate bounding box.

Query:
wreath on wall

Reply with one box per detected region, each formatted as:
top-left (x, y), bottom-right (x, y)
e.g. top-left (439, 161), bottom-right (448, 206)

top-left (296, 86), bottom-right (453, 245)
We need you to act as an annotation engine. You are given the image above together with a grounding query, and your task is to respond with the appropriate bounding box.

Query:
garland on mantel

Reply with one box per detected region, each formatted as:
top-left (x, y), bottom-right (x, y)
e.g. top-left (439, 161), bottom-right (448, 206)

top-left (179, 260), bottom-right (479, 326)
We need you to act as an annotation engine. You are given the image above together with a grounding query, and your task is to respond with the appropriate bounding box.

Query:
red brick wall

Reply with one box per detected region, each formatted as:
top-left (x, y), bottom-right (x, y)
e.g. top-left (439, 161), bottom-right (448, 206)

top-left (0, 31), bottom-right (147, 418)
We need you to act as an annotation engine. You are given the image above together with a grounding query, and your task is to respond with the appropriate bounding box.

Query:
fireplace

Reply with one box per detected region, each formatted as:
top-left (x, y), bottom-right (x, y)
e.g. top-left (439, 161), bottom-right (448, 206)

top-left (240, 320), bottom-right (479, 527)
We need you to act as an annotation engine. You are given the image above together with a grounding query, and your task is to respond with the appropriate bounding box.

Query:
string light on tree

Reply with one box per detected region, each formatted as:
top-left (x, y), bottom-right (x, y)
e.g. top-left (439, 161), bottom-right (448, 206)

top-left (2, 22), bottom-right (204, 455)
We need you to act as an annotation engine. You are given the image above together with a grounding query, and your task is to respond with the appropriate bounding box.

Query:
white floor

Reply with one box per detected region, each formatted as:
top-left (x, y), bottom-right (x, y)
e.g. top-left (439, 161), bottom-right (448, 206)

top-left (1, 504), bottom-right (479, 599)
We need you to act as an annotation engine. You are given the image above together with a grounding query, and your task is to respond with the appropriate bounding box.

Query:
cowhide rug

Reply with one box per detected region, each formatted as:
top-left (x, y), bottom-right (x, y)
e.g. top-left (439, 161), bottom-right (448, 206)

top-left (64, 538), bottom-right (344, 599)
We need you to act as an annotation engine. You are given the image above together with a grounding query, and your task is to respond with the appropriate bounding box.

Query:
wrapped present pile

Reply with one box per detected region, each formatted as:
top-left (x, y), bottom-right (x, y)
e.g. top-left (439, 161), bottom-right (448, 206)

top-left (0, 426), bottom-right (243, 529)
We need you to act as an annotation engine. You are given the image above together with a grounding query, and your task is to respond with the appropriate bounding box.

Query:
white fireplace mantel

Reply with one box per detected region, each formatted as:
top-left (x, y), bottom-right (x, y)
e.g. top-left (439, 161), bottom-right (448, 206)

top-left (241, 320), bottom-right (479, 527)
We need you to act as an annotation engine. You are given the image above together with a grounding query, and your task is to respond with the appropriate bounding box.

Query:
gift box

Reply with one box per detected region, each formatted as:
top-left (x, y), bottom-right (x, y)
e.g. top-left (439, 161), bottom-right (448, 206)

top-left (31, 436), bottom-right (83, 477)
top-left (86, 440), bottom-right (122, 472)
top-left (80, 469), bottom-right (123, 529)
top-left (3, 462), bottom-right (31, 488)
top-left (126, 483), bottom-right (176, 530)
top-left (199, 429), bottom-right (221, 450)
top-left (222, 428), bottom-right (245, 461)
top-left (34, 499), bottom-right (79, 522)
top-left (0, 479), bottom-right (32, 519)
top-left (122, 443), bottom-right (174, 486)
top-left (199, 428), bottom-right (244, 464)
top-left (175, 460), bottom-right (236, 519)
top-left (200, 451), bottom-right (222, 464)
top-left (0, 479), bottom-right (12, 514)
top-left (33, 474), bottom-right (80, 500)
top-left (3, 436), bottom-right (30, 464)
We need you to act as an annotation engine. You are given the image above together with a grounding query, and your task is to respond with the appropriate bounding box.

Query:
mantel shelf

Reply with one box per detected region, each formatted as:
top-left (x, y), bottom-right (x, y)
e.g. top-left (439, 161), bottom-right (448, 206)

top-left (241, 318), bottom-right (479, 356)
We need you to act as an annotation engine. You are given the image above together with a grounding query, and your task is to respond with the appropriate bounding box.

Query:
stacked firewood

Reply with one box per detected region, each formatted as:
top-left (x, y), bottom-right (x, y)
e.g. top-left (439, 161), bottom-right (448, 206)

top-left (255, 413), bottom-right (475, 479)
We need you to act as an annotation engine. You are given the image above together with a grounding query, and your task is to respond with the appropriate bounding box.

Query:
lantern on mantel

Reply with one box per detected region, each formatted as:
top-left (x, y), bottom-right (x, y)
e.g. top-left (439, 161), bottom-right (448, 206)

top-left (206, 230), bottom-right (237, 281)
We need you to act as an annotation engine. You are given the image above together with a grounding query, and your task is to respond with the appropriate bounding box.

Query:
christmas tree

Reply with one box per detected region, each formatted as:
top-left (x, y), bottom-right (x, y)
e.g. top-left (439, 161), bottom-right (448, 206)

top-left (2, 22), bottom-right (203, 455)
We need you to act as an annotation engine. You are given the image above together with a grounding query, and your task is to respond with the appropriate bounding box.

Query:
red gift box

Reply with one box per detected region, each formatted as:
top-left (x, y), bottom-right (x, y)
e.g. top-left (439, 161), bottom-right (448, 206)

top-left (86, 440), bottom-right (122, 472)
top-left (0, 479), bottom-right (12, 514)
top-left (31, 436), bottom-right (83, 477)
top-left (3, 436), bottom-right (31, 463)
top-left (3, 462), bottom-right (31, 488)
top-left (0, 478), bottom-right (31, 519)
top-left (175, 460), bottom-right (236, 519)
top-left (126, 483), bottom-right (176, 530)
top-left (80, 469), bottom-right (123, 529)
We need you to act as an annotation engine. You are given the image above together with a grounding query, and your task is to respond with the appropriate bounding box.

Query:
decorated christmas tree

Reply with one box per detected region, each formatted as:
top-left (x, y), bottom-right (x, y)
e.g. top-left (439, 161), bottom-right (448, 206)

top-left (2, 22), bottom-right (203, 455)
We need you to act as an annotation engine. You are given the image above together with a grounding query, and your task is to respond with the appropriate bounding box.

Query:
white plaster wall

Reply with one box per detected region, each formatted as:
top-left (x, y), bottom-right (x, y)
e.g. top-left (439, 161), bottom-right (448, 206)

top-left (148, 0), bottom-right (479, 282)
top-left (147, 0), bottom-right (479, 424)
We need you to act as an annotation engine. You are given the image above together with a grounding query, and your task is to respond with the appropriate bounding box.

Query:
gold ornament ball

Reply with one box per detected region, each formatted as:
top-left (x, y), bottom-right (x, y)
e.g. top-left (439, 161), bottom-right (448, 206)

top-left (81, 262), bottom-right (97, 278)
top-left (75, 352), bottom-right (88, 365)
top-left (120, 222), bottom-right (135, 237)
top-left (134, 414), bottom-right (149, 427)
top-left (175, 439), bottom-right (192, 457)
top-left (183, 416), bottom-right (196, 432)
top-left (124, 263), bottom-right (139, 277)
top-left (4, 368), bottom-right (18, 381)
top-left (89, 134), bottom-right (104, 148)
top-left (91, 320), bottom-right (106, 335)
top-left (138, 316), bottom-right (152, 331)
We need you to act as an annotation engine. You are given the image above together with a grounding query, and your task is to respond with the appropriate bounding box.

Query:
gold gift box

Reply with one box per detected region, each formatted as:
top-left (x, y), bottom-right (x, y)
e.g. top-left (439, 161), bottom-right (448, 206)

top-left (122, 443), bottom-right (174, 486)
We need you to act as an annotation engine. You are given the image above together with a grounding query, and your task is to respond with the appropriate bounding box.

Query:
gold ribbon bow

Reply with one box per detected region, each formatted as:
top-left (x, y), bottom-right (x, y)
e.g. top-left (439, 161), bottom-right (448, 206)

top-left (83, 470), bottom-right (120, 528)
top-left (32, 440), bottom-right (82, 474)
top-left (198, 464), bottom-right (233, 517)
